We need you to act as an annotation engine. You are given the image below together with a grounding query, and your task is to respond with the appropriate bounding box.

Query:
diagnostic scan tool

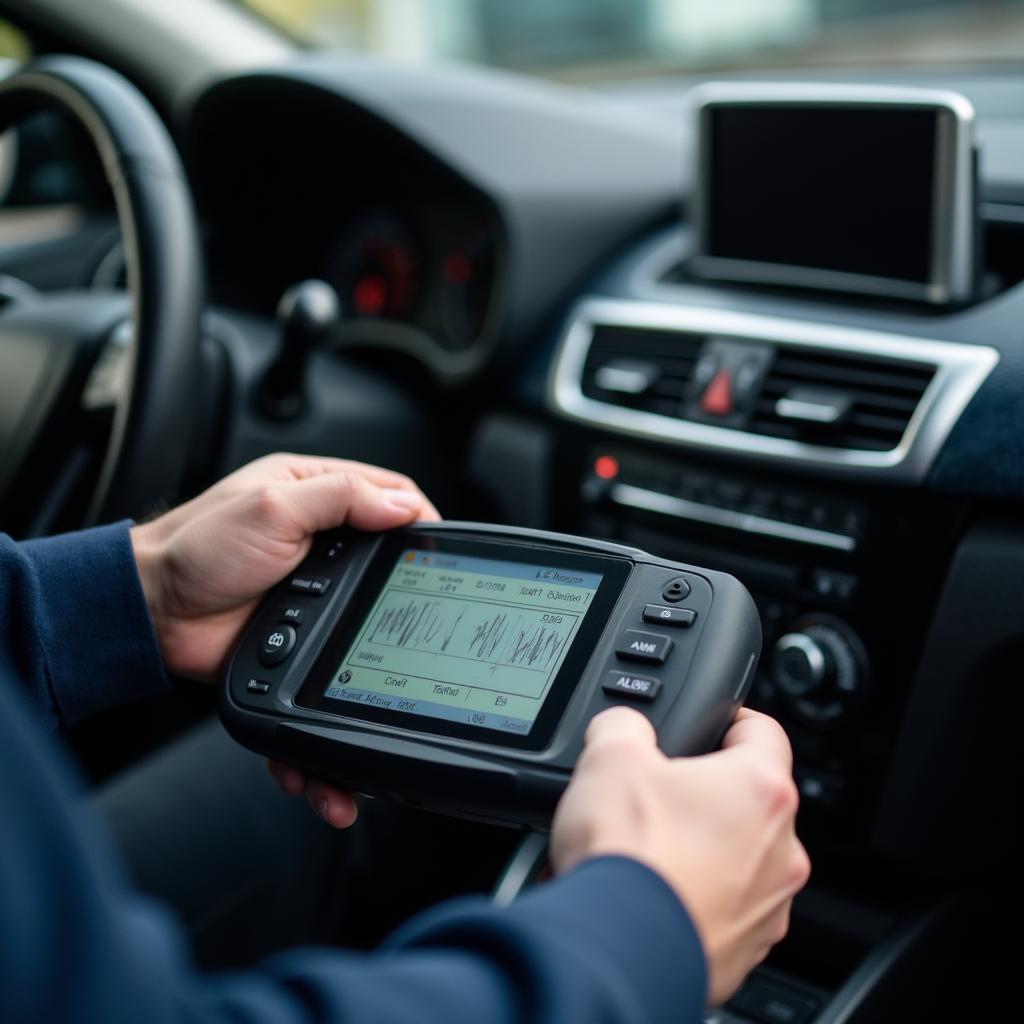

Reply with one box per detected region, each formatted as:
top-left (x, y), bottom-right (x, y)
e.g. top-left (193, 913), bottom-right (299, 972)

top-left (222, 523), bottom-right (761, 828)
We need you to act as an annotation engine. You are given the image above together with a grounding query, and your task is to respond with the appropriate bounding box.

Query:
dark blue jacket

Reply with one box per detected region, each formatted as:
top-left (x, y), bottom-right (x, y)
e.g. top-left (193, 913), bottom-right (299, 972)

top-left (0, 523), bottom-right (707, 1023)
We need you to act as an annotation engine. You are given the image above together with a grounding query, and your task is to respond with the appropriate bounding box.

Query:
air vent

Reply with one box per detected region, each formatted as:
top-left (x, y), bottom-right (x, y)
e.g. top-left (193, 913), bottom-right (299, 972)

top-left (581, 324), bottom-right (702, 418)
top-left (552, 298), bottom-right (998, 481)
top-left (750, 349), bottom-right (936, 452)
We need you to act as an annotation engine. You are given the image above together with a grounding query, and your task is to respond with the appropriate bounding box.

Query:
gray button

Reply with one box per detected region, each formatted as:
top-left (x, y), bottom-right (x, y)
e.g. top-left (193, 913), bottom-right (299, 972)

top-left (615, 629), bottom-right (673, 664)
top-left (288, 575), bottom-right (332, 596)
top-left (603, 671), bottom-right (662, 701)
top-left (643, 604), bottom-right (697, 628)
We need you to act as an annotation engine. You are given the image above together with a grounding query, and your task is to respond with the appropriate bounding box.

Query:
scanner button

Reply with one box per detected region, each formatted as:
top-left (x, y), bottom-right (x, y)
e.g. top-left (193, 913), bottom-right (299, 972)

top-left (259, 624), bottom-right (297, 667)
top-left (604, 672), bottom-right (661, 701)
top-left (280, 605), bottom-right (304, 624)
top-left (616, 629), bottom-right (673, 664)
top-left (288, 575), bottom-right (332, 597)
top-left (643, 604), bottom-right (696, 628)
top-left (246, 679), bottom-right (271, 695)
top-left (321, 539), bottom-right (345, 563)
top-left (661, 577), bottom-right (691, 603)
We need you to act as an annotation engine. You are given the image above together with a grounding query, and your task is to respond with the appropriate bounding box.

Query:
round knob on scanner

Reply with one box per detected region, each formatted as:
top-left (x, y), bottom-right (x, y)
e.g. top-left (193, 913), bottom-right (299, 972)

top-left (771, 619), bottom-right (867, 726)
top-left (258, 280), bottom-right (340, 420)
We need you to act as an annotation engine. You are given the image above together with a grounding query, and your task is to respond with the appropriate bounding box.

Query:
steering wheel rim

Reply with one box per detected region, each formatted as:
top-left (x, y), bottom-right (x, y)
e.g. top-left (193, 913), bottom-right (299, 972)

top-left (0, 55), bottom-right (203, 525)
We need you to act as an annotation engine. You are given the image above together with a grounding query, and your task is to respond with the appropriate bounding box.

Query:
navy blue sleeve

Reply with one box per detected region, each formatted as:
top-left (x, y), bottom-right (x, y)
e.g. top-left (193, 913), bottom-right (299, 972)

top-left (1, 523), bottom-right (709, 1022)
top-left (0, 523), bottom-right (168, 727)
top-left (0, 669), bottom-right (707, 1024)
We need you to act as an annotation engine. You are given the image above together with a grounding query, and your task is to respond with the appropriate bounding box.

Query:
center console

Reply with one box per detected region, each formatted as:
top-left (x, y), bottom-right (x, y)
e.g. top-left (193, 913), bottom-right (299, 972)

top-left (469, 277), bottom-right (999, 1022)
top-left (535, 289), bottom-right (996, 851)
top-left (468, 80), bottom-right (1015, 1020)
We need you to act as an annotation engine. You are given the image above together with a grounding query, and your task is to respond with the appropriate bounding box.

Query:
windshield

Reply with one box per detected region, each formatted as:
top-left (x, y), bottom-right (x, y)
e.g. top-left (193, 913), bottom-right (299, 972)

top-left (235, 0), bottom-right (1024, 80)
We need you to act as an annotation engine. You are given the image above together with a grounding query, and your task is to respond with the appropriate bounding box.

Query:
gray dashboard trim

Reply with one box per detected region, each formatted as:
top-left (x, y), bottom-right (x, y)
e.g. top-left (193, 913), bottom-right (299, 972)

top-left (611, 483), bottom-right (857, 552)
top-left (548, 297), bottom-right (999, 483)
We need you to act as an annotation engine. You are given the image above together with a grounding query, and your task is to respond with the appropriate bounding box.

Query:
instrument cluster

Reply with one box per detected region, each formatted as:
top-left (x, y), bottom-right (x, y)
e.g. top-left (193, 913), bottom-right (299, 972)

top-left (323, 203), bottom-right (499, 353)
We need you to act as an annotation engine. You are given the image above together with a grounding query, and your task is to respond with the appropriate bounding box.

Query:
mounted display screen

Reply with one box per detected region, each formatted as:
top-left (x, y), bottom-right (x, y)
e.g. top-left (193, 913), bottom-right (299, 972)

top-left (297, 535), bottom-right (631, 750)
top-left (691, 86), bottom-right (976, 304)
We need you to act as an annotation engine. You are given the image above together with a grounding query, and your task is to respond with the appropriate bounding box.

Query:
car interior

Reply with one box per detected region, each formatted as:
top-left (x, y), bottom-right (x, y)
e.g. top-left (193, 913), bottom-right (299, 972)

top-left (2, 0), bottom-right (1023, 1021)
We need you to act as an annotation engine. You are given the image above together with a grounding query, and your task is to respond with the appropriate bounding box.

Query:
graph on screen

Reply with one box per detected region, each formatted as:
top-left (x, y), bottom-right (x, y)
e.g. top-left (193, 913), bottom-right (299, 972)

top-left (365, 595), bottom-right (574, 673)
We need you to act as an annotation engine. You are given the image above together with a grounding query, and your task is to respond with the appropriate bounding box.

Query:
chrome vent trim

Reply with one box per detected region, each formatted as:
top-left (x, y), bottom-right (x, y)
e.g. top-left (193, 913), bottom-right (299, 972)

top-left (548, 298), bottom-right (999, 482)
top-left (751, 348), bottom-right (935, 451)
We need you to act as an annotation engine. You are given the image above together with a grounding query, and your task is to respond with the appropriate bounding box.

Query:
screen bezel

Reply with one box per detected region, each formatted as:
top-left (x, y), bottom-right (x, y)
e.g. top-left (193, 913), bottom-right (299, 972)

top-left (688, 83), bottom-right (976, 305)
top-left (294, 531), bottom-right (633, 751)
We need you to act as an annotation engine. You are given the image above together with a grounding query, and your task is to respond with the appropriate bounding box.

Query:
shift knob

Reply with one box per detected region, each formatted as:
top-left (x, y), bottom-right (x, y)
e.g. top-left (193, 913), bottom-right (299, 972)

top-left (259, 280), bottom-right (339, 419)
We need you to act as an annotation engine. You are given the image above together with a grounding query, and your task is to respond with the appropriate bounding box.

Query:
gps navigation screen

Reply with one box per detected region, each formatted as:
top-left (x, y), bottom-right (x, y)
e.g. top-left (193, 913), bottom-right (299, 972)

top-left (322, 548), bottom-right (604, 735)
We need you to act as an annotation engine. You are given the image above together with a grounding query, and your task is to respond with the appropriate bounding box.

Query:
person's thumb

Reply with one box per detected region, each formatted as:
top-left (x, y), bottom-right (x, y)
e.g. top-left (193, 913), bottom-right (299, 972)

top-left (583, 705), bottom-right (659, 754)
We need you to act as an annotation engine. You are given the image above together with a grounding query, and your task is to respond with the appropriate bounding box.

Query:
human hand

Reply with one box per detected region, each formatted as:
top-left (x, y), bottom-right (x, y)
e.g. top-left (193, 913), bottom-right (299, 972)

top-left (131, 453), bottom-right (438, 829)
top-left (550, 706), bottom-right (810, 1007)
top-left (131, 453), bottom-right (439, 681)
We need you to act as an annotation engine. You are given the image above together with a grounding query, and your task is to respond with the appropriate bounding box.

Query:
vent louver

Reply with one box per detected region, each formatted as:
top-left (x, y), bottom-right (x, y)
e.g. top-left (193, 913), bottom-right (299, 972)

top-left (751, 349), bottom-right (935, 452)
top-left (581, 324), bottom-right (703, 417)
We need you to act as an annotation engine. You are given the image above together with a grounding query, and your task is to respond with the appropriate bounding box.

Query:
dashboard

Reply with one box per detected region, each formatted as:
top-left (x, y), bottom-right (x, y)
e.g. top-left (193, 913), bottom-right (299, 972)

top-left (4, 49), bottom-right (1024, 1021)
top-left (191, 57), bottom-right (1024, 883)
top-left (174, 59), bottom-right (1024, 870)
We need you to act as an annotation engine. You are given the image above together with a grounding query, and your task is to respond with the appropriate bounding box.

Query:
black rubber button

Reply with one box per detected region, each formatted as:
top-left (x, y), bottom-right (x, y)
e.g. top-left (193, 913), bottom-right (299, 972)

top-left (615, 629), bottom-right (673, 664)
top-left (643, 604), bottom-right (697, 628)
top-left (259, 624), bottom-right (297, 667)
top-left (288, 575), bottom-right (332, 597)
top-left (661, 577), bottom-right (691, 603)
top-left (603, 671), bottom-right (662, 701)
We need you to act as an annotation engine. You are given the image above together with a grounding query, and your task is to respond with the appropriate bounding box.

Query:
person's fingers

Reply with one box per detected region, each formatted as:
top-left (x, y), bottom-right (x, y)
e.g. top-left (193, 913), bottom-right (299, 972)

top-left (583, 705), bottom-right (660, 754)
top-left (255, 472), bottom-right (431, 537)
top-left (415, 498), bottom-right (443, 522)
top-left (267, 760), bottom-right (306, 796)
top-left (251, 455), bottom-right (438, 505)
top-left (304, 778), bottom-right (359, 829)
top-left (717, 707), bottom-right (794, 773)
top-left (228, 455), bottom-right (441, 520)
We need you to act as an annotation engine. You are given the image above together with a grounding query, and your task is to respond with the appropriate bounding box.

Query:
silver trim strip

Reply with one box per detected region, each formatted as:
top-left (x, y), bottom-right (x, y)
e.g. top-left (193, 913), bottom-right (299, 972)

top-left (686, 82), bottom-right (977, 305)
top-left (492, 832), bottom-right (549, 907)
top-left (611, 483), bottom-right (857, 552)
top-left (775, 397), bottom-right (845, 424)
top-left (548, 296), bottom-right (998, 482)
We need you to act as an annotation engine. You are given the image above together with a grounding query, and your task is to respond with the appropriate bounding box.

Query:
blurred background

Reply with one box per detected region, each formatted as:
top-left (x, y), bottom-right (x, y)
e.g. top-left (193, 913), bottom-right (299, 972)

top-left (3, 1), bottom-right (1024, 77)
top-left (234, 0), bottom-right (1024, 79)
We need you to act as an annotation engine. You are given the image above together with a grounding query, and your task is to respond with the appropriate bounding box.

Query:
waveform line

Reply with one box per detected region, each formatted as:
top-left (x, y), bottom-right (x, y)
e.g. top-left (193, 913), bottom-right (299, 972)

top-left (367, 596), bottom-right (569, 670)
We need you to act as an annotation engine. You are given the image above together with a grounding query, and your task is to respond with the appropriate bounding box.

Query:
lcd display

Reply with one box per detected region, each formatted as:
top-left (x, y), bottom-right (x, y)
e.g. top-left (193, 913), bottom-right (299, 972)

top-left (320, 548), bottom-right (604, 736)
top-left (703, 104), bottom-right (940, 286)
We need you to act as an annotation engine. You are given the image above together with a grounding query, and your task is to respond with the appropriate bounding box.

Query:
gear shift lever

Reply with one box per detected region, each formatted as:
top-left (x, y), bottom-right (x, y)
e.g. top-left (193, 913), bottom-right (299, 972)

top-left (258, 280), bottom-right (339, 420)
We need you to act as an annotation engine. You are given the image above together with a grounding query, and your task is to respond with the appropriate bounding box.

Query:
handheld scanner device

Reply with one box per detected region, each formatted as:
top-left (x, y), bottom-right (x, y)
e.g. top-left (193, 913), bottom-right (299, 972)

top-left (221, 523), bottom-right (761, 829)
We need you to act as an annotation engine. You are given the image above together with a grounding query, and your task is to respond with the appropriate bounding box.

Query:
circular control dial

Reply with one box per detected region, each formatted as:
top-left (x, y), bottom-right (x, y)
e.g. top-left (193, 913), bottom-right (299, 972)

top-left (771, 618), bottom-right (867, 726)
top-left (773, 632), bottom-right (828, 697)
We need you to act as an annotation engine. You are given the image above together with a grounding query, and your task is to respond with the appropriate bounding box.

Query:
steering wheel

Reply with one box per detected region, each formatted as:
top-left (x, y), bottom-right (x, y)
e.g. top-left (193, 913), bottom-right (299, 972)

top-left (0, 56), bottom-right (202, 534)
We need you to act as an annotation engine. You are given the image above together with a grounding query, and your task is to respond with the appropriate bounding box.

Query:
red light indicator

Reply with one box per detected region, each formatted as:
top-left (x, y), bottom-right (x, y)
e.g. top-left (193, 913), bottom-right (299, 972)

top-left (594, 455), bottom-right (619, 480)
top-left (354, 275), bottom-right (388, 316)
